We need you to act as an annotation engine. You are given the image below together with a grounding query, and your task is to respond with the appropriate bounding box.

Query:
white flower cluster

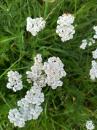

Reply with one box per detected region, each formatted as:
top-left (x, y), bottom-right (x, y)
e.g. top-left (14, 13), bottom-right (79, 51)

top-left (89, 60), bottom-right (97, 80)
top-left (7, 71), bottom-right (23, 92)
top-left (93, 26), bottom-right (97, 39)
top-left (86, 120), bottom-right (95, 130)
top-left (89, 49), bottom-right (97, 81)
top-left (26, 54), bottom-right (46, 88)
top-left (80, 39), bottom-right (95, 50)
top-left (92, 49), bottom-right (97, 59)
top-left (80, 39), bottom-right (88, 49)
top-left (26, 54), bottom-right (66, 89)
top-left (56, 13), bottom-right (75, 42)
top-left (26, 17), bottom-right (46, 36)
top-left (8, 84), bottom-right (44, 127)
top-left (44, 57), bottom-right (66, 89)
top-left (8, 54), bottom-right (66, 127)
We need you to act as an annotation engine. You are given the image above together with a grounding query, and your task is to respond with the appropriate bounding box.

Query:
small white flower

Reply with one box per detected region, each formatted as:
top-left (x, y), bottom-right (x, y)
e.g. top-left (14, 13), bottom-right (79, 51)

top-left (7, 71), bottom-right (23, 92)
top-left (89, 60), bottom-right (97, 80)
top-left (56, 13), bottom-right (75, 42)
top-left (80, 39), bottom-right (88, 49)
top-left (26, 17), bottom-right (46, 36)
top-left (94, 35), bottom-right (97, 39)
top-left (34, 54), bottom-right (43, 63)
top-left (92, 49), bottom-right (97, 59)
top-left (88, 38), bottom-right (95, 46)
top-left (86, 120), bottom-right (95, 130)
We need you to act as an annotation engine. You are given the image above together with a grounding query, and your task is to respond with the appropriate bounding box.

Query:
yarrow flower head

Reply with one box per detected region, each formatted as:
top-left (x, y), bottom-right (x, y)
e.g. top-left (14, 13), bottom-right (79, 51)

top-left (89, 60), bottom-right (97, 80)
top-left (86, 120), bottom-right (95, 130)
top-left (80, 39), bottom-right (88, 49)
top-left (7, 71), bottom-right (23, 92)
top-left (56, 13), bottom-right (75, 42)
top-left (8, 84), bottom-right (44, 127)
top-left (43, 57), bottom-right (66, 89)
top-left (26, 17), bottom-right (46, 36)
top-left (92, 49), bottom-right (97, 59)
top-left (93, 26), bottom-right (97, 39)
top-left (26, 54), bottom-right (46, 88)
top-left (17, 85), bottom-right (44, 120)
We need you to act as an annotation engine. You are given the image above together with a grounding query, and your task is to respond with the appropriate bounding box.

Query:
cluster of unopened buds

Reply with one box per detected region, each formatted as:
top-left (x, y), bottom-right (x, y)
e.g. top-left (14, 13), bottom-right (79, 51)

top-left (7, 54), bottom-right (66, 127)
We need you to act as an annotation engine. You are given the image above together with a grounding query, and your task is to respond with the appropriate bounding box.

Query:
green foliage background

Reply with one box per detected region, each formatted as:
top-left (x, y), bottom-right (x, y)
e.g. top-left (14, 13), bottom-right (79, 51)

top-left (0, 0), bottom-right (97, 129)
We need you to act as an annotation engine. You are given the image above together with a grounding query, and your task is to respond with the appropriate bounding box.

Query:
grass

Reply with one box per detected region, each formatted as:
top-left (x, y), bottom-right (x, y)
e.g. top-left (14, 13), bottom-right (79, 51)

top-left (0, 0), bottom-right (97, 129)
